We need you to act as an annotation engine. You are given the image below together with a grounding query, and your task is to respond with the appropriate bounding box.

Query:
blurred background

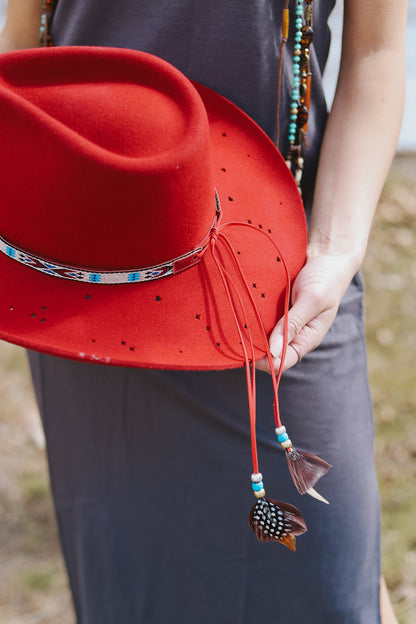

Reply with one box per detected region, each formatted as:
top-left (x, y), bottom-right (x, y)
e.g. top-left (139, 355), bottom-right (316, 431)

top-left (0, 1), bottom-right (415, 623)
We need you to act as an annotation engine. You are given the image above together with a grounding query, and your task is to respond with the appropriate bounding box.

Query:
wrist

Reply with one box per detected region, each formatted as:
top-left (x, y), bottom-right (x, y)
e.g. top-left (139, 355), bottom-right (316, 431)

top-left (306, 237), bottom-right (365, 276)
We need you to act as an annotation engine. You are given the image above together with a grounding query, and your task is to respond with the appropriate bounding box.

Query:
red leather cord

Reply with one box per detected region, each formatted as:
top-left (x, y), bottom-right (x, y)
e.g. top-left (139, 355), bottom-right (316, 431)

top-left (210, 221), bottom-right (291, 475)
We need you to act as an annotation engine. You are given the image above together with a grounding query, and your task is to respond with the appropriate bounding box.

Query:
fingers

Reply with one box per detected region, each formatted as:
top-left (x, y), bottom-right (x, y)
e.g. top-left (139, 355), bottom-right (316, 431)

top-left (269, 301), bottom-right (311, 358)
top-left (272, 307), bottom-right (338, 373)
top-left (255, 291), bottom-right (339, 375)
top-left (255, 343), bottom-right (301, 374)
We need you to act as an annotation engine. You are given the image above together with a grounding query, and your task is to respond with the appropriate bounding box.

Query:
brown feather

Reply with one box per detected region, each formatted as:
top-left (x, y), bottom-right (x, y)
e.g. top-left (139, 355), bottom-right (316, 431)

top-left (286, 448), bottom-right (331, 494)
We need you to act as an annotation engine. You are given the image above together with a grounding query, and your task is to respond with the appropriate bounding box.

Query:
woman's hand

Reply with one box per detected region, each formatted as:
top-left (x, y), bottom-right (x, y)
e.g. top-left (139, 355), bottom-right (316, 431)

top-left (255, 250), bottom-right (359, 373)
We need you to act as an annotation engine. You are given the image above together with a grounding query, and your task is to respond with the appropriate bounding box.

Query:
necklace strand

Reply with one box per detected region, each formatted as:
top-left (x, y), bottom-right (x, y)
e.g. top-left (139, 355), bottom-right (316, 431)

top-left (285, 0), bottom-right (314, 194)
top-left (39, 0), bottom-right (55, 47)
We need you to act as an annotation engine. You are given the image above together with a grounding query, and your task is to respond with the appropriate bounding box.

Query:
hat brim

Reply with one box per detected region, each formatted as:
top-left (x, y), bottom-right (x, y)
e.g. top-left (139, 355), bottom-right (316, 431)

top-left (0, 81), bottom-right (306, 370)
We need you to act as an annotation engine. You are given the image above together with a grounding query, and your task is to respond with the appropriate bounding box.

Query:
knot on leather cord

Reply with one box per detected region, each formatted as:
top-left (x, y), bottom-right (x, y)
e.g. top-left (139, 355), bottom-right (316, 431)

top-left (209, 225), bottom-right (219, 245)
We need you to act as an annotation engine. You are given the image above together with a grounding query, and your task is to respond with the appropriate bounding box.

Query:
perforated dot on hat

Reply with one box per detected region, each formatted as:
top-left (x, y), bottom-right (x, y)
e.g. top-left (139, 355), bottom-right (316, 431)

top-left (221, 167), bottom-right (226, 172)
top-left (85, 294), bottom-right (91, 300)
top-left (247, 220), bottom-right (252, 224)
top-left (228, 197), bottom-right (234, 202)
top-left (40, 318), bottom-right (46, 323)
top-left (222, 132), bottom-right (227, 137)
top-left (276, 257), bottom-right (281, 262)
top-left (121, 340), bottom-right (126, 346)
top-left (91, 339), bottom-right (96, 343)
top-left (258, 224), bottom-right (263, 229)
top-left (206, 326), bottom-right (210, 331)
top-left (129, 346), bottom-right (135, 352)
top-left (30, 313), bottom-right (36, 318)
top-left (195, 314), bottom-right (200, 320)
top-left (252, 283), bottom-right (257, 288)
top-left (155, 295), bottom-right (161, 301)
top-left (261, 293), bottom-right (266, 298)
top-left (9, 307), bottom-right (13, 311)
top-left (268, 229), bottom-right (272, 233)
top-left (41, 306), bottom-right (47, 311)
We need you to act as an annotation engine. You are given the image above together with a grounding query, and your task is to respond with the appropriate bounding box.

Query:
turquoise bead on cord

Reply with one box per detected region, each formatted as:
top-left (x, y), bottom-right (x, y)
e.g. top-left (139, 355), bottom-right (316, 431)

top-left (277, 432), bottom-right (289, 443)
top-left (252, 481), bottom-right (264, 491)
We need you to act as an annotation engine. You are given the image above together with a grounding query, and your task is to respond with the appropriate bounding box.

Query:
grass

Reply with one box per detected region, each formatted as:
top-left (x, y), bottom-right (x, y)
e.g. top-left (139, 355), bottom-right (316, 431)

top-left (362, 153), bottom-right (416, 623)
top-left (0, 154), bottom-right (415, 623)
top-left (20, 567), bottom-right (57, 593)
top-left (0, 344), bottom-right (72, 624)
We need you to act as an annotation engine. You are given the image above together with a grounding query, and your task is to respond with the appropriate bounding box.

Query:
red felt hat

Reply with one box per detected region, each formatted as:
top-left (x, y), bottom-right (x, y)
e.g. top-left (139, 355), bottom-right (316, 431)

top-left (0, 46), bottom-right (307, 370)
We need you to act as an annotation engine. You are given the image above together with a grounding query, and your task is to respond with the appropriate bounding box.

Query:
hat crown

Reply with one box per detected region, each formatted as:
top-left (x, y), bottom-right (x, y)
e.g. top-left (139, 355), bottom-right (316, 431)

top-left (0, 47), bottom-right (216, 270)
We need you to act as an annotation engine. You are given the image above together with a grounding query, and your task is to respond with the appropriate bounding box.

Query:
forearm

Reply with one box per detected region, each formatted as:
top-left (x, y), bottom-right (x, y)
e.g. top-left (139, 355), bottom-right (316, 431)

top-left (308, 5), bottom-right (407, 274)
top-left (0, 0), bottom-right (43, 52)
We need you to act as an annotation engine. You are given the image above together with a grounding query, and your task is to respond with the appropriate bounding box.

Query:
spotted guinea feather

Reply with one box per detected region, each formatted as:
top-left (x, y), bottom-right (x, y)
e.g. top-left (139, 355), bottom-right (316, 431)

top-left (248, 497), bottom-right (307, 550)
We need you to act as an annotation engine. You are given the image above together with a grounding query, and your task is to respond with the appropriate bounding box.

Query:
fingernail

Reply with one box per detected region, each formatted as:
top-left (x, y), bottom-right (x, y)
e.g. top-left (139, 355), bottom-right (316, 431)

top-left (270, 334), bottom-right (283, 358)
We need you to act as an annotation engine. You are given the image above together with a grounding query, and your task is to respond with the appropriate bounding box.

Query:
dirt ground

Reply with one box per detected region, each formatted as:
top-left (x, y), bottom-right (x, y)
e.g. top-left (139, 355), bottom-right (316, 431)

top-left (0, 153), bottom-right (415, 623)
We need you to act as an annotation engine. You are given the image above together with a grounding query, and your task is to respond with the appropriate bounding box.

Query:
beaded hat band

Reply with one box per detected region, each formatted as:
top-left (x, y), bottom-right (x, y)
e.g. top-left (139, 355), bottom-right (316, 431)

top-left (0, 197), bottom-right (221, 285)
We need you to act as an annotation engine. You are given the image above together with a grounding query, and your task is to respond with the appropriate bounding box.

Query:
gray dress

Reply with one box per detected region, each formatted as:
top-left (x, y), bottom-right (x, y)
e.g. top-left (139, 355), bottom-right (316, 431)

top-left (28, 1), bottom-right (381, 622)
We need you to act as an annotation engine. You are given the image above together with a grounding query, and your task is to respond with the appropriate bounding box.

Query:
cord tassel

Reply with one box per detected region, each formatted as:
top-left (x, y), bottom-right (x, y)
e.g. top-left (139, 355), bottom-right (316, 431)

top-left (248, 477), bottom-right (307, 550)
top-left (213, 219), bottom-right (331, 509)
top-left (224, 224), bottom-right (331, 503)
top-left (211, 229), bottom-right (308, 548)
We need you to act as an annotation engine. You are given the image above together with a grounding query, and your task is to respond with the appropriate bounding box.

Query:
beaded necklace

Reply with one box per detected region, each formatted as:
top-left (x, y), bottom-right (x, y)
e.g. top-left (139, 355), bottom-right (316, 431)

top-left (39, 0), bottom-right (55, 47)
top-left (284, 0), bottom-right (314, 194)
